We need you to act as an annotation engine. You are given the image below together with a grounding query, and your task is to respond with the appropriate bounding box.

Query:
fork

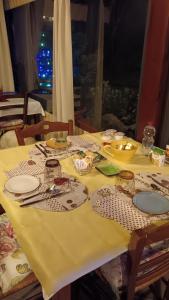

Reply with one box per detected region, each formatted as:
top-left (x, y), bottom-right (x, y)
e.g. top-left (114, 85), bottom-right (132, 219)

top-left (39, 144), bottom-right (51, 154)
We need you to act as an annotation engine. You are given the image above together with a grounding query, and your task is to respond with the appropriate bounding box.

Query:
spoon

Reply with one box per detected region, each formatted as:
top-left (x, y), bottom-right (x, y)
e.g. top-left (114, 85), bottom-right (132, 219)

top-left (20, 185), bottom-right (58, 202)
top-left (20, 186), bottom-right (71, 207)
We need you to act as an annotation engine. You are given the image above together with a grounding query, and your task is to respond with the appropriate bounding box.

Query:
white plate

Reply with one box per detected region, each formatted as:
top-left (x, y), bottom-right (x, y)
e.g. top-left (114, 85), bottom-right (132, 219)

top-left (5, 175), bottom-right (40, 194)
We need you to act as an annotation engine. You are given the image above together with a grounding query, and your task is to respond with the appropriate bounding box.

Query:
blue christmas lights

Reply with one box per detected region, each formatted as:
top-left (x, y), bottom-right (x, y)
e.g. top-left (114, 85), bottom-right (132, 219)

top-left (36, 32), bottom-right (52, 90)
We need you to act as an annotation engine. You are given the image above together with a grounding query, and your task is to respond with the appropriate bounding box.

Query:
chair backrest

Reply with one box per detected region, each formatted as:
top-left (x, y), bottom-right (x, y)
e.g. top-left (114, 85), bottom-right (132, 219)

top-left (75, 117), bottom-right (97, 133)
top-left (15, 120), bottom-right (74, 145)
top-left (127, 222), bottom-right (169, 300)
top-left (0, 92), bottom-right (28, 130)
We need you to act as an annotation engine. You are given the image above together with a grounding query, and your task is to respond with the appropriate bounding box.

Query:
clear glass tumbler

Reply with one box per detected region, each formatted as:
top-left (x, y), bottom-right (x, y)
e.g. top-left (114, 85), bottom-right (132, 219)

top-left (115, 170), bottom-right (135, 196)
top-left (44, 159), bottom-right (61, 186)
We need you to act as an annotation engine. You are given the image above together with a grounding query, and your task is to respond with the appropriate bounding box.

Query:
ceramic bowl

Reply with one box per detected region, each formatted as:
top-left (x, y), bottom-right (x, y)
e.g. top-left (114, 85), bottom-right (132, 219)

top-left (103, 139), bottom-right (138, 162)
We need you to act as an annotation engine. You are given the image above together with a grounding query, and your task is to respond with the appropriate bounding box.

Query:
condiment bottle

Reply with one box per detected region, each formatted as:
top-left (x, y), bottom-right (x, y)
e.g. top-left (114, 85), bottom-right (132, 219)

top-left (142, 125), bottom-right (156, 156)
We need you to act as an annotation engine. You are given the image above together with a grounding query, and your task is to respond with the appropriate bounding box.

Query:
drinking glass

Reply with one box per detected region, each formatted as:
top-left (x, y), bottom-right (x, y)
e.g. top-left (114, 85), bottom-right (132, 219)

top-left (115, 170), bottom-right (135, 196)
top-left (44, 159), bottom-right (61, 186)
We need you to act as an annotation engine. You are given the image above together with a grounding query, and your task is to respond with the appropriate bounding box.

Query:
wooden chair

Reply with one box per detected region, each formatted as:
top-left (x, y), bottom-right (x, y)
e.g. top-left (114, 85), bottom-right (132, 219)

top-left (75, 106), bottom-right (97, 133)
top-left (99, 222), bottom-right (169, 300)
top-left (0, 273), bottom-right (41, 300)
top-left (15, 120), bottom-right (74, 145)
top-left (75, 117), bottom-right (97, 133)
top-left (0, 92), bottom-right (28, 131)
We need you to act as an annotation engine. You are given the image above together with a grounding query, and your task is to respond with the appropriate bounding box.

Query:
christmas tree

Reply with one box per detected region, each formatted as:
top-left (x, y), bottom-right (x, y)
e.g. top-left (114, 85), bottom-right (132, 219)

top-left (36, 32), bottom-right (52, 91)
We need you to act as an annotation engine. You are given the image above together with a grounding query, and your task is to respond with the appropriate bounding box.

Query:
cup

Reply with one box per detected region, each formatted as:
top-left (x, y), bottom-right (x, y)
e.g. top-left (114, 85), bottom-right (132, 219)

top-left (72, 155), bottom-right (93, 175)
top-left (114, 132), bottom-right (125, 140)
top-left (54, 177), bottom-right (71, 192)
top-left (150, 147), bottom-right (165, 167)
top-left (115, 170), bottom-right (135, 196)
top-left (44, 159), bottom-right (61, 185)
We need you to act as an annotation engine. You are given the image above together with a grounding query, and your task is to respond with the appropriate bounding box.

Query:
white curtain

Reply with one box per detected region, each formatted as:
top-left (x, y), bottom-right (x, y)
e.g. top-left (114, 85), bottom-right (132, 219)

top-left (52, 0), bottom-right (74, 122)
top-left (0, 1), bottom-right (14, 91)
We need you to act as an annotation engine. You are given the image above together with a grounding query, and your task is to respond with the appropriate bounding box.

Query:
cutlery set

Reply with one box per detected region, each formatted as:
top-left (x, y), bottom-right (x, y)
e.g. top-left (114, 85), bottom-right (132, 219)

top-left (20, 188), bottom-right (71, 207)
top-left (35, 143), bottom-right (78, 158)
top-left (35, 144), bottom-right (48, 157)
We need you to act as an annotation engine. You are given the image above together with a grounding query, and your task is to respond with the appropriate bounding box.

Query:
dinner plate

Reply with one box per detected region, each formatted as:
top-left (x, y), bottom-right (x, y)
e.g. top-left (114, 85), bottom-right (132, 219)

top-left (133, 191), bottom-right (169, 215)
top-left (5, 175), bottom-right (40, 194)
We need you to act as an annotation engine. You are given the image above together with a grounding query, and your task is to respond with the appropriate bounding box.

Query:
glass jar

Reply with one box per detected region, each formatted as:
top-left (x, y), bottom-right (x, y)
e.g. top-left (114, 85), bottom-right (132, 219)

top-left (44, 159), bottom-right (61, 185)
top-left (116, 170), bottom-right (135, 196)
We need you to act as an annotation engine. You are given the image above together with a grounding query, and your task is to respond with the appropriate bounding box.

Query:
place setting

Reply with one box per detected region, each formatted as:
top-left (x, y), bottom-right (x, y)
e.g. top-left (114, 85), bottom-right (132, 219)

top-left (90, 170), bottom-right (169, 231)
top-left (29, 138), bottom-right (73, 163)
top-left (3, 157), bottom-right (88, 212)
top-left (29, 135), bottom-right (101, 166)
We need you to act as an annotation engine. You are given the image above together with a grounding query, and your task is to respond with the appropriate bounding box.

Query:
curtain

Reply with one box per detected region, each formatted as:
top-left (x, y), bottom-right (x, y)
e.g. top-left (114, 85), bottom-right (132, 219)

top-left (80, 0), bottom-right (104, 130)
top-left (9, 0), bottom-right (44, 92)
top-left (93, 0), bottom-right (104, 129)
top-left (52, 0), bottom-right (74, 122)
top-left (0, 0), bottom-right (14, 91)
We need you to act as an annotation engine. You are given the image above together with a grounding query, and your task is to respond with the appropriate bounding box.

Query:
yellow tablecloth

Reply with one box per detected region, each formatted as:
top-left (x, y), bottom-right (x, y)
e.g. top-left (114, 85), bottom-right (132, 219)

top-left (0, 133), bottom-right (169, 297)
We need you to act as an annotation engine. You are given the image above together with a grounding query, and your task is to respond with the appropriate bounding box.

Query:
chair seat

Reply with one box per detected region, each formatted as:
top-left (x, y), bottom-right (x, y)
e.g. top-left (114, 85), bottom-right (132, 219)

top-left (0, 213), bottom-right (36, 295)
top-left (99, 240), bottom-right (169, 297)
top-left (0, 118), bottom-right (23, 128)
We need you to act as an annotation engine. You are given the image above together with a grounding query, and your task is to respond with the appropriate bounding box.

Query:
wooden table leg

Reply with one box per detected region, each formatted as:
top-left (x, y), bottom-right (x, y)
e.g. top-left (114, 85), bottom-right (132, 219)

top-left (51, 284), bottom-right (71, 300)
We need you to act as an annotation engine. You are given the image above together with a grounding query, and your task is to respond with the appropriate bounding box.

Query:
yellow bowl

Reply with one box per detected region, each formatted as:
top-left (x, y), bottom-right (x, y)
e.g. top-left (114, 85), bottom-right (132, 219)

top-left (103, 139), bottom-right (138, 162)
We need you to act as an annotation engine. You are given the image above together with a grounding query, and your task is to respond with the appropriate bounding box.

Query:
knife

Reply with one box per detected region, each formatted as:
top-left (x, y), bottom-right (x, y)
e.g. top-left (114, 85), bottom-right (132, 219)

top-left (35, 144), bottom-right (47, 157)
top-left (20, 190), bottom-right (71, 207)
top-left (148, 175), bottom-right (169, 192)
